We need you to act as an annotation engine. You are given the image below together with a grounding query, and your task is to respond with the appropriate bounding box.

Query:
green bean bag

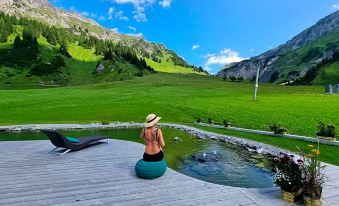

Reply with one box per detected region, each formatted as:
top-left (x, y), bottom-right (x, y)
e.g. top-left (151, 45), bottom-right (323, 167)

top-left (135, 159), bottom-right (167, 179)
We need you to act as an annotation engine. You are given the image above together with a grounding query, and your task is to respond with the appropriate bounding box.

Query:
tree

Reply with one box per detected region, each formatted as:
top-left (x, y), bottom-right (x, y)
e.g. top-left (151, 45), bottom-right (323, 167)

top-left (59, 44), bottom-right (72, 58)
top-left (51, 55), bottom-right (66, 68)
top-left (269, 71), bottom-right (279, 83)
top-left (46, 32), bottom-right (57, 45)
top-left (13, 36), bottom-right (22, 48)
top-left (237, 76), bottom-right (244, 81)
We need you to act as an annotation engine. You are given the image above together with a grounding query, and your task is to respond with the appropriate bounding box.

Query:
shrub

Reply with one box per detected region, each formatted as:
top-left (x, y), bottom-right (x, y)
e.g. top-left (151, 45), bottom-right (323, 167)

top-left (327, 125), bottom-right (336, 138)
top-left (223, 119), bottom-right (231, 127)
top-left (316, 122), bottom-right (336, 138)
top-left (135, 70), bottom-right (143, 77)
top-left (272, 153), bottom-right (303, 193)
top-left (230, 76), bottom-right (236, 81)
top-left (196, 118), bottom-right (201, 123)
top-left (207, 117), bottom-right (214, 124)
top-left (222, 76), bottom-right (227, 81)
top-left (237, 76), bottom-right (244, 81)
top-left (269, 71), bottom-right (279, 83)
top-left (269, 123), bottom-right (288, 134)
top-left (299, 143), bottom-right (326, 200)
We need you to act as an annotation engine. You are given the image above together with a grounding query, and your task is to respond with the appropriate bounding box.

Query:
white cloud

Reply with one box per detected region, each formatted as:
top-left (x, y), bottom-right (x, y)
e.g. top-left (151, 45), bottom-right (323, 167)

top-left (69, 7), bottom-right (97, 19)
top-left (332, 4), bottom-right (339, 10)
top-left (99, 15), bottom-right (106, 21)
top-left (111, 27), bottom-right (119, 33)
top-left (192, 45), bottom-right (200, 50)
top-left (126, 32), bottom-right (144, 38)
top-left (111, 0), bottom-right (156, 22)
top-left (80, 11), bottom-right (89, 16)
top-left (107, 7), bottom-right (129, 21)
top-left (159, 0), bottom-right (172, 8)
top-left (128, 26), bottom-right (137, 32)
top-left (202, 53), bottom-right (216, 58)
top-left (203, 48), bottom-right (246, 67)
top-left (108, 7), bottom-right (115, 19)
top-left (115, 10), bottom-right (129, 21)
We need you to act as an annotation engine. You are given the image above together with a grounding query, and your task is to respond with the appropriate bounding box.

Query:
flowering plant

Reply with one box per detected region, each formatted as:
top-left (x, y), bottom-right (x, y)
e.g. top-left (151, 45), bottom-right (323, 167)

top-left (299, 143), bottom-right (326, 200)
top-left (272, 153), bottom-right (303, 193)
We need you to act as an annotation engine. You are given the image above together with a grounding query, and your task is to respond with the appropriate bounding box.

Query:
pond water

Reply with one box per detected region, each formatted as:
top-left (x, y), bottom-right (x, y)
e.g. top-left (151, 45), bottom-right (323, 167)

top-left (0, 127), bottom-right (274, 188)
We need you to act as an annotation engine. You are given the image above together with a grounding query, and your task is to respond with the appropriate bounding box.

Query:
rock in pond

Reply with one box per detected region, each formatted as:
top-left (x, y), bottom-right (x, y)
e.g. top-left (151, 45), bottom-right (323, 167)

top-left (191, 151), bottom-right (223, 162)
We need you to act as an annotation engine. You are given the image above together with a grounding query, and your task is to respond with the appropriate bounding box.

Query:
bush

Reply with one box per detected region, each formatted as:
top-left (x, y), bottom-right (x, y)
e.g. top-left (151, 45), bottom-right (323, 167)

top-left (196, 118), bottom-right (201, 123)
top-left (135, 70), bottom-right (143, 77)
top-left (230, 76), bottom-right (236, 81)
top-left (223, 119), bottom-right (231, 127)
top-left (30, 56), bottom-right (65, 76)
top-left (272, 153), bottom-right (303, 193)
top-left (207, 117), bottom-right (214, 124)
top-left (237, 76), bottom-right (244, 81)
top-left (327, 125), bottom-right (336, 138)
top-left (222, 76), bottom-right (227, 81)
top-left (269, 71), bottom-right (279, 83)
top-left (269, 123), bottom-right (288, 134)
top-left (316, 122), bottom-right (336, 138)
top-left (299, 144), bottom-right (326, 200)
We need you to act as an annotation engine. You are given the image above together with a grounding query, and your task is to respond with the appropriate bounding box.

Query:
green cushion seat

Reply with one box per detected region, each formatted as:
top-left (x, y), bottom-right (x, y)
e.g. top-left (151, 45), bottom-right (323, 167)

top-left (65, 136), bottom-right (80, 143)
top-left (135, 159), bottom-right (167, 179)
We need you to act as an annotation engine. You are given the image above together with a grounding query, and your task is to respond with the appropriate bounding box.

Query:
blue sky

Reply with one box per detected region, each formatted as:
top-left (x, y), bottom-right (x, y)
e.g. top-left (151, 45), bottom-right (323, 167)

top-left (50, 0), bottom-right (339, 74)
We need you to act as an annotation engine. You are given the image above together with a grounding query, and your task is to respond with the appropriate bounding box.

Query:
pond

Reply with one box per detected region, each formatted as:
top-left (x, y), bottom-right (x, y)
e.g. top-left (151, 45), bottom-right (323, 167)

top-left (0, 127), bottom-right (275, 188)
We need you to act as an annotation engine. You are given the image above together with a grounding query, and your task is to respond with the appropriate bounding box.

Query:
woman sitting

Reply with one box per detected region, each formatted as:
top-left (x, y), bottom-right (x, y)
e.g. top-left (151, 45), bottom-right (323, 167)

top-left (140, 114), bottom-right (165, 162)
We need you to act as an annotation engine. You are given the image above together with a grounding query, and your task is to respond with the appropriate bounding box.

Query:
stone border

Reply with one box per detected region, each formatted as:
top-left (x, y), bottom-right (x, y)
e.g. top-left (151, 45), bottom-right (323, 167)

top-left (196, 122), bottom-right (339, 147)
top-left (0, 122), bottom-right (295, 157)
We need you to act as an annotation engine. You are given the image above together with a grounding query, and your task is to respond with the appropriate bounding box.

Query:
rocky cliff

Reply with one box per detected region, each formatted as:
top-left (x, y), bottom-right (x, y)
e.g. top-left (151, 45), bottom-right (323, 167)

top-left (218, 11), bottom-right (339, 84)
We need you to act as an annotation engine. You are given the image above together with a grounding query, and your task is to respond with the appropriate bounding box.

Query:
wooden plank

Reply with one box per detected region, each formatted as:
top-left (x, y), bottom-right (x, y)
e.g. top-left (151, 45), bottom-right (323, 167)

top-left (0, 140), bottom-right (339, 206)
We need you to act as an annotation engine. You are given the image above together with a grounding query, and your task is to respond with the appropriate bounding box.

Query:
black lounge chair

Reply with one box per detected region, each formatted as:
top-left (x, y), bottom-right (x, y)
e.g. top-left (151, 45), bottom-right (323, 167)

top-left (41, 129), bottom-right (110, 155)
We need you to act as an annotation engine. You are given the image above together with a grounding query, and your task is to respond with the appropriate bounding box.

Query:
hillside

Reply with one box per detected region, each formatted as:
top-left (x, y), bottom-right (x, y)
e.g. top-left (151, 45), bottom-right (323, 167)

top-left (0, 0), bottom-right (206, 88)
top-left (218, 11), bottom-right (339, 85)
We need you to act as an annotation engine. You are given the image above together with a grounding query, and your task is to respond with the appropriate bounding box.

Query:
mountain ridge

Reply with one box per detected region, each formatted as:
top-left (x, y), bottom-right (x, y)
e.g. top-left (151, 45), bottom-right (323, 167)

top-left (0, 0), bottom-right (191, 66)
top-left (218, 10), bottom-right (339, 84)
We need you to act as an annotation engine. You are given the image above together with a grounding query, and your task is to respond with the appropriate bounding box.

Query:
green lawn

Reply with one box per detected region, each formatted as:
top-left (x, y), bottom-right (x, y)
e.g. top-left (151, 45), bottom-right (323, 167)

top-left (146, 58), bottom-right (204, 75)
top-left (0, 73), bottom-right (338, 165)
top-left (312, 61), bottom-right (339, 85)
top-left (67, 42), bottom-right (103, 62)
top-left (0, 73), bottom-right (338, 138)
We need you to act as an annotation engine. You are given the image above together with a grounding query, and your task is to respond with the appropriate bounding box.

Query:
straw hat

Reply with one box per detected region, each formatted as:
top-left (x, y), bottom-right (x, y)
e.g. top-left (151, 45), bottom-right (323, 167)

top-left (145, 114), bottom-right (161, 128)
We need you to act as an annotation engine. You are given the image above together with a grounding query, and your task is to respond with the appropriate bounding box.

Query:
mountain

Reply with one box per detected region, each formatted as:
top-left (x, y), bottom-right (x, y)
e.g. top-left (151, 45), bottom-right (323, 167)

top-left (0, 0), bottom-right (206, 88)
top-left (218, 11), bottom-right (339, 85)
top-left (0, 0), bottom-right (167, 55)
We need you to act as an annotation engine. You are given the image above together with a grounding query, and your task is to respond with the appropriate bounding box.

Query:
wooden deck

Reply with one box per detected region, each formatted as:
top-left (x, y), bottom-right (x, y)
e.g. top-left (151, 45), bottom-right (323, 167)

top-left (1, 139), bottom-right (339, 206)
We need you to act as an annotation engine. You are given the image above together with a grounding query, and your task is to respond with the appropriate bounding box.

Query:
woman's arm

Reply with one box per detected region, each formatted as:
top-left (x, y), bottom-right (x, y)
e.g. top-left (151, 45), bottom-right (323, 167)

top-left (157, 129), bottom-right (165, 147)
top-left (140, 128), bottom-right (145, 140)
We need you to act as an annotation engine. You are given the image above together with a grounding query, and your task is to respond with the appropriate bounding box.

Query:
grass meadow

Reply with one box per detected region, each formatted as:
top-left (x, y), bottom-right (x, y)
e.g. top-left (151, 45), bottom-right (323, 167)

top-left (0, 73), bottom-right (338, 138)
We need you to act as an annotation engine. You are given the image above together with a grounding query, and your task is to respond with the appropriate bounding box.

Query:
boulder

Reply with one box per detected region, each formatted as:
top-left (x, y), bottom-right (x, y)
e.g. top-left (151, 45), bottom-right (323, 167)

top-left (192, 151), bottom-right (223, 162)
top-left (95, 63), bottom-right (105, 73)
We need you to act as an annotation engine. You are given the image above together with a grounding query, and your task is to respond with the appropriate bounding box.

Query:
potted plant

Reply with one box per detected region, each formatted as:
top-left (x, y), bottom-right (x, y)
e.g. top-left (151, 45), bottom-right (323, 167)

top-left (269, 123), bottom-right (288, 135)
top-left (223, 119), bottom-right (231, 127)
top-left (207, 117), bottom-right (214, 125)
top-left (299, 143), bottom-right (326, 206)
top-left (316, 122), bottom-right (336, 141)
top-left (272, 153), bottom-right (303, 203)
